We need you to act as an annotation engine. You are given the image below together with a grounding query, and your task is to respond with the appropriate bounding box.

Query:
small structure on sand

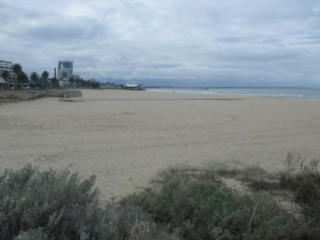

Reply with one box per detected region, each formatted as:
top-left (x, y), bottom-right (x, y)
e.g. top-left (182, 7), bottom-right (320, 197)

top-left (122, 81), bottom-right (144, 90)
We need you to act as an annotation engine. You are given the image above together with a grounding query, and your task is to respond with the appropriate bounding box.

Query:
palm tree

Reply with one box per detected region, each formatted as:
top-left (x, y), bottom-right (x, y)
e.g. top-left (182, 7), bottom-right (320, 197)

top-left (79, 79), bottom-right (85, 88)
top-left (20, 72), bottom-right (28, 84)
top-left (75, 77), bottom-right (80, 88)
top-left (30, 72), bottom-right (39, 84)
top-left (12, 63), bottom-right (29, 89)
top-left (69, 76), bottom-right (75, 88)
top-left (51, 77), bottom-right (59, 89)
top-left (42, 71), bottom-right (49, 80)
top-left (1, 70), bottom-right (9, 82)
top-left (13, 64), bottom-right (22, 76)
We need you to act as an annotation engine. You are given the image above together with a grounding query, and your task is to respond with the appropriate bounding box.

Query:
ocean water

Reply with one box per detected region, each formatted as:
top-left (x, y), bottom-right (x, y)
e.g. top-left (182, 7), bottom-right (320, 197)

top-left (146, 87), bottom-right (320, 99)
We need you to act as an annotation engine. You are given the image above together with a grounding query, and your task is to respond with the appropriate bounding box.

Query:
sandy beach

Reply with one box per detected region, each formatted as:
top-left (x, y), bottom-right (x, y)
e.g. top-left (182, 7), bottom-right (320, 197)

top-left (1, 89), bottom-right (320, 199)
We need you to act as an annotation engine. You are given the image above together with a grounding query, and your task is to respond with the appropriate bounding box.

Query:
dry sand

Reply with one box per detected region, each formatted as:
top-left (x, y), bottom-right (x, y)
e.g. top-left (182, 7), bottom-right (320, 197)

top-left (1, 89), bottom-right (320, 199)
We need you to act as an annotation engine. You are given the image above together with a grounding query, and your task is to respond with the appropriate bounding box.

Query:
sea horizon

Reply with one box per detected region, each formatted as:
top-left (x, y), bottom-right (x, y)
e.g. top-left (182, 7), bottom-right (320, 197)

top-left (145, 86), bottom-right (320, 99)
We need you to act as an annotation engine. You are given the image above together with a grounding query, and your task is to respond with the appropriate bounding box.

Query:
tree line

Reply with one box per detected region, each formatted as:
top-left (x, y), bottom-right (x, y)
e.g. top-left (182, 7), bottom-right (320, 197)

top-left (1, 63), bottom-right (100, 89)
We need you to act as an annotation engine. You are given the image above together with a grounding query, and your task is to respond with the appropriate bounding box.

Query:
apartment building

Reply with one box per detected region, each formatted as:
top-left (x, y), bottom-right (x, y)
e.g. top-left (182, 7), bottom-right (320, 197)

top-left (58, 60), bottom-right (73, 80)
top-left (0, 60), bottom-right (16, 87)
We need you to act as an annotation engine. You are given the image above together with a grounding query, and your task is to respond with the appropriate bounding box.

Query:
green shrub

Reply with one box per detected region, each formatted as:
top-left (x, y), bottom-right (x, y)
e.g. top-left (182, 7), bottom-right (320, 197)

top-left (16, 228), bottom-right (46, 240)
top-left (122, 168), bottom-right (300, 240)
top-left (105, 203), bottom-right (178, 240)
top-left (1, 163), bottom-right (320, 240)
top-left (0, 165), bottom-right (178, 240)
top-left (0, 165), bottom-right (107, 240)
top-left (0, 90), bottom-right (81, 103)
top-left (279, 159), bottom-right (320, 223)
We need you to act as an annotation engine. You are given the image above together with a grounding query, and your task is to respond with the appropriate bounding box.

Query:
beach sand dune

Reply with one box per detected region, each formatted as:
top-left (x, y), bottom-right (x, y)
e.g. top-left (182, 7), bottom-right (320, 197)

top-left (1, 89), bottom-right (320, 199)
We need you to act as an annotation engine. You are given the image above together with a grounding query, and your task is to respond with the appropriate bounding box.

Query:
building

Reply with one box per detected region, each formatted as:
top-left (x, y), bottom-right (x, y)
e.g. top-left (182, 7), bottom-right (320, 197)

top-left (58, 60), bottom-right (73, 80)
top-left (0, 60), bottom-right (12, 72)
top-left (0, 60), bottom-right (16, 87)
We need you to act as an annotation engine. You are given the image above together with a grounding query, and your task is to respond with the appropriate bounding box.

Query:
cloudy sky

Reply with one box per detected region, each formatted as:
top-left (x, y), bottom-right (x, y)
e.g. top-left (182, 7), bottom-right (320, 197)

top-left (1, 0), bottom-right (320, 87)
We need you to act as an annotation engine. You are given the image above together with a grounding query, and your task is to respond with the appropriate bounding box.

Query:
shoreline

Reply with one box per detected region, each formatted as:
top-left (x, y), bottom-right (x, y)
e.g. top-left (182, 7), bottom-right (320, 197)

top-left (145, 87), bottom-right (320, 100)
top-left (1, 89), bottom-right (320, 199)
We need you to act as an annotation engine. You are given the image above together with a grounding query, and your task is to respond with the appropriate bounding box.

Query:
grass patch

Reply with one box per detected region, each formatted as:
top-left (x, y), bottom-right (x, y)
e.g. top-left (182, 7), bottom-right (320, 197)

top-left (0, 165), bottom-right (177, 240)
top-left (0, 165), bottom-right (102, 239)
top-left (1, 158), bottom-right (320, 239)
top-left (0, 89), bottom-right (81, 104)
top-left (212, 153), bottom-right (320, 237)
top-left (279, 156), bottom-right (320, 223)
top-left (122, 167), bottom-right (313, 240)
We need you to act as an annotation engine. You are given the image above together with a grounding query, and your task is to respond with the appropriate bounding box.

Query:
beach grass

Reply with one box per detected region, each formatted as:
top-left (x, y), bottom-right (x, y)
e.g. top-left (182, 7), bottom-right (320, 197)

top-left (122, 165), bottom-right (320, 240)
top-left (1, 158), bottom-right (320, 240)
top-left (0, 89), bottom-right (81, 104)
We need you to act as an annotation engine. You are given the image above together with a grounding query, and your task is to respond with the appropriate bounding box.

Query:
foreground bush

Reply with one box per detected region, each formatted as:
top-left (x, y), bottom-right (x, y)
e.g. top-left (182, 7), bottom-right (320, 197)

top-left (105, 203), bottom-right (178, 240)
top-left (0, 165), bottom-right (104, 239)
top-left (280, 158), bottom-right (320, 224)
top-left (122, 169), bottom-right (318, 240)
top-left (0, 166), bottom-right (176, 240)
top-left (1, 164), bottom-right (320, 239)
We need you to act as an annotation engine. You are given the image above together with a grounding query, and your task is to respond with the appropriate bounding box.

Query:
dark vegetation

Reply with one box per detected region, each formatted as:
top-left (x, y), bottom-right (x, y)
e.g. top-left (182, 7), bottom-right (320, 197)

top-left (0, 154), bottom-right (319, 239)
top-left (0, 166), bottom-right (176, 240)
top-left (1, 62), bottom-right (100, 90)
top-left (0, 89), bottom-right (81, 104)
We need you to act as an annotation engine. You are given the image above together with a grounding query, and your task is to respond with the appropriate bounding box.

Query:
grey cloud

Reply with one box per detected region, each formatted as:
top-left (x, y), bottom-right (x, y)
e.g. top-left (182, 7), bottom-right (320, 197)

top-left (221, 50), bottom-right (303, 62)
top-left (214, 37), bottom-right (244, 43)
top-left (147, 63), bottom-right (181, 69)
top-left (297, 33), bottom-right (320, 44)
top-left (1, 0), bottom-right (320, 87)
top-left (25, 24), bottom-right (102, 41)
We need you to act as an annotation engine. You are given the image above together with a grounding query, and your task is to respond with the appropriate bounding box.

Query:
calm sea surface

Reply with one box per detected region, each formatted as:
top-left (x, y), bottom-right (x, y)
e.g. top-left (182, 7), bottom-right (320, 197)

top-left (146, 88), bottom-right (320, 99)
